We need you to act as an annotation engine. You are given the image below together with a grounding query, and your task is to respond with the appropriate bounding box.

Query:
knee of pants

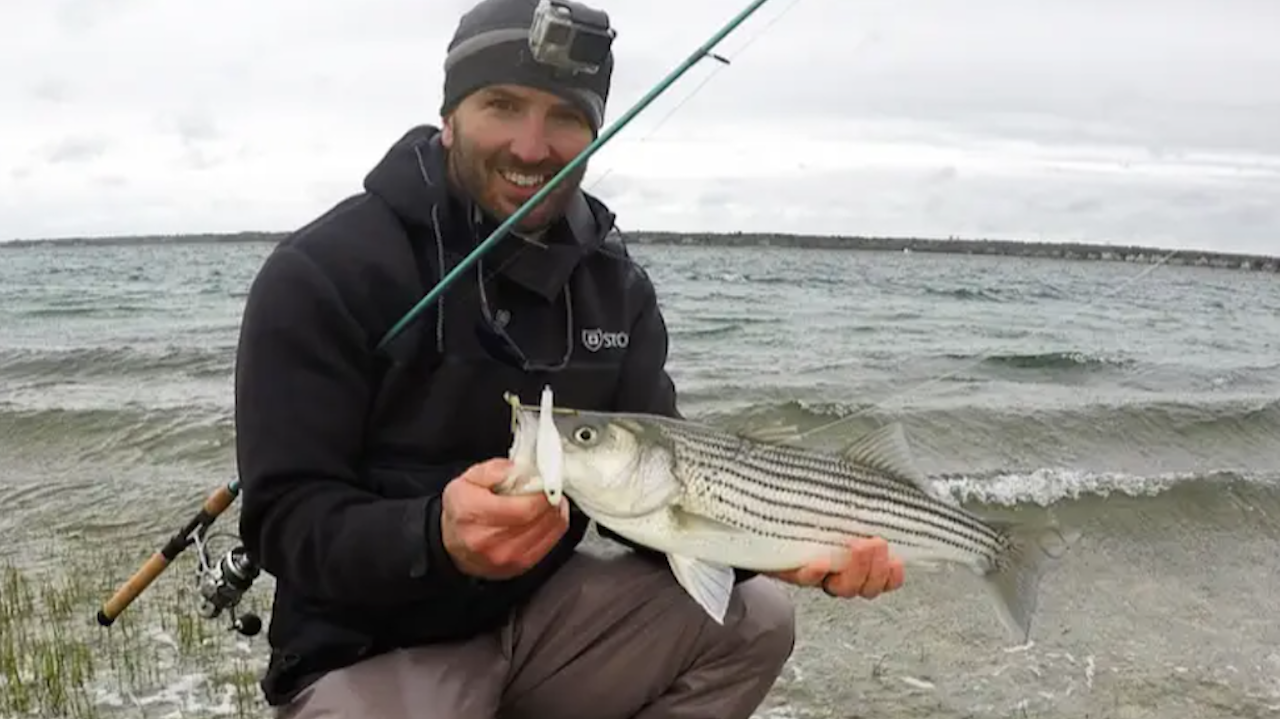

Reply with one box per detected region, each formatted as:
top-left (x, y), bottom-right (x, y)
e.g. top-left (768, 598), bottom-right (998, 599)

top-left (732, 577), bottom-right (798, 669)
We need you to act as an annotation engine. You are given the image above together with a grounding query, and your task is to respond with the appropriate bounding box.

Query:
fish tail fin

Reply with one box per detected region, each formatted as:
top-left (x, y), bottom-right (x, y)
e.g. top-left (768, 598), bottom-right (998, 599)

top-left (980, 520), bottom-right (1081, 643)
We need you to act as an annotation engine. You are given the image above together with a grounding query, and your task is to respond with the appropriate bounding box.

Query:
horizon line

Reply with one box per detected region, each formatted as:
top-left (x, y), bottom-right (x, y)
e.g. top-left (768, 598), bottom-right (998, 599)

top-left (1, 229), bottom-right (1276, 267)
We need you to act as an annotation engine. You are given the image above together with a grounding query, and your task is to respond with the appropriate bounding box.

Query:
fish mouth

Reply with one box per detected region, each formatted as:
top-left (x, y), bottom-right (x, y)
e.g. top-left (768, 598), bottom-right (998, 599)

top-left (496, 468), bottom-right (544, 496)
top-left (497, 432), bottom-right (545, 497)
top-left (495, 393), bottom-right (533, 491)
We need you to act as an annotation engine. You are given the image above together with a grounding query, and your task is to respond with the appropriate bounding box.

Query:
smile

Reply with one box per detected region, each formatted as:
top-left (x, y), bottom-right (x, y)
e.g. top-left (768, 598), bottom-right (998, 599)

top-left (499, 169), bottom-right (549, 189)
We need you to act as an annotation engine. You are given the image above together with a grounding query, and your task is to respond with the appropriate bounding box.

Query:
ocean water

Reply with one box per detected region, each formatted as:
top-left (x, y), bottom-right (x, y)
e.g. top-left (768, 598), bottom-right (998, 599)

top-left (1, 239), bottom-right (1278, 718)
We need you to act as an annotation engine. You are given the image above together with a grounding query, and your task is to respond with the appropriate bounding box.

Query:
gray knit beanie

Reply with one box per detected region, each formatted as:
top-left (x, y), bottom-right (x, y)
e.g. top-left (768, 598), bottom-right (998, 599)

top-left (441, 0), bottom-right (614, 132)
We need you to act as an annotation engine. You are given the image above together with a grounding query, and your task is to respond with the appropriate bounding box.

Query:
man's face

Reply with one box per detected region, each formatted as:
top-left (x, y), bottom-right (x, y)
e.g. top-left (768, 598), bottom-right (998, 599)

top-left (442, 84), bottom-right (594, 233)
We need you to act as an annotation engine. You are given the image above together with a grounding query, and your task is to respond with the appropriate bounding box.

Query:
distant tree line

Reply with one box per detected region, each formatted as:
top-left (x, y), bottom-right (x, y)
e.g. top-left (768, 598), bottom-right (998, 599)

top-left (623, 231), bottom-right (1280, 273)
top-left (3, 229), bottom-right (1277, 272)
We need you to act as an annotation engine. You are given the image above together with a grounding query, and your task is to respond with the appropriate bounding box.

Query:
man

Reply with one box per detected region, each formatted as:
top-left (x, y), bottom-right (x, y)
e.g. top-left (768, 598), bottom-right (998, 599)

top-left (233, 0), bottom-right (905, 717)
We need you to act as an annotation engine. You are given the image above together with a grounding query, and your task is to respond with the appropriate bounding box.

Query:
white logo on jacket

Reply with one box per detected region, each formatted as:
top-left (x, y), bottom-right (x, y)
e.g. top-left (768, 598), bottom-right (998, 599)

top-left (581, 328), bottom-right (629, 352)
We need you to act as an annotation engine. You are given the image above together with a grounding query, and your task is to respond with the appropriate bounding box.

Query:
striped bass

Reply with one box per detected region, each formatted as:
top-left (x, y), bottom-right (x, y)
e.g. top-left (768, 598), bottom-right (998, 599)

top-left (496, 388), bottom-right (1079, 643)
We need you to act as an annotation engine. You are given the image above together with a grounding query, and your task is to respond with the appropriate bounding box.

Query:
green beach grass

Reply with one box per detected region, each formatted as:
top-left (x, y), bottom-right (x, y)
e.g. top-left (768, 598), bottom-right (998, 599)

top-left (0, 535), bottom-right (270, 719)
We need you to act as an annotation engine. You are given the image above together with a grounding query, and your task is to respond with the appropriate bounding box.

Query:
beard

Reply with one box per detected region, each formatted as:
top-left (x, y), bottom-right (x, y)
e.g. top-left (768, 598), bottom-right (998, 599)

top-left (445, 126), bottom-right (589, 234)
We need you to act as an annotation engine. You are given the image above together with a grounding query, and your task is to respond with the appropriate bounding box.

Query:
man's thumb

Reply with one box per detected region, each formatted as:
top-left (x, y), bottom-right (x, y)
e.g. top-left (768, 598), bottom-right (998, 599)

top-left (461, 458), bottom-right (515, 490)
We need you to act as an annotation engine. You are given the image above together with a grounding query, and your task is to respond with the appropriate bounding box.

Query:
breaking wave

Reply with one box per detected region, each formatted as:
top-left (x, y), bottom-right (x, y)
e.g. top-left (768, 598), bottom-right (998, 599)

top-left (0, 404), bottom-right (234, 469)
top-left (0, 345), bottom-right (234, 380)
top-left (712, 395), bottom-right (1279, 446)
top-left (700, 395), bottom-right (1280, 491)
top-left (965, 351), bottom-right (1134, 372)
top-left (930, 467), bottom-right (1278, 509)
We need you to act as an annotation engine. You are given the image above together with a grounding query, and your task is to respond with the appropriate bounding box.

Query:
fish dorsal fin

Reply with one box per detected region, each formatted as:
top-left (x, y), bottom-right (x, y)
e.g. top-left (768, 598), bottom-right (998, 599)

top-left (738, 424), bottom-right (803, 446)
top-left (839, 422), bottom-right (930, 493)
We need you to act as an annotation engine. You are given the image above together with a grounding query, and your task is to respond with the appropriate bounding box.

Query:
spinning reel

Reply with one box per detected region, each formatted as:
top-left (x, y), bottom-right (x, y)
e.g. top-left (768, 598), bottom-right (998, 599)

top-left (96, 480), bottom-right (262, 638)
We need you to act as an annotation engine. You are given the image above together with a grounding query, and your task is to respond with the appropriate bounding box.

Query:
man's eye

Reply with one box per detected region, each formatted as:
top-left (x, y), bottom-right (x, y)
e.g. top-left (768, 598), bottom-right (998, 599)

top-left (550, 110), bottom-right (586, 127)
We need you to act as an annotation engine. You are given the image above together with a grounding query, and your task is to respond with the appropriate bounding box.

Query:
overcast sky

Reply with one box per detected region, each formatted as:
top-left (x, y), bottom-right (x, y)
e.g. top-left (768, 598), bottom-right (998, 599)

top-left (2, 0), bottom-right (1278, 255)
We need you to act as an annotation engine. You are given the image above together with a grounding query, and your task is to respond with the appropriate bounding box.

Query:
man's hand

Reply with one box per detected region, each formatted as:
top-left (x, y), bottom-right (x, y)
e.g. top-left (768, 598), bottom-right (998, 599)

top-left (769, 537), bottom-right (905, 600)
top-left (441, 458), bottom-right (570, 580)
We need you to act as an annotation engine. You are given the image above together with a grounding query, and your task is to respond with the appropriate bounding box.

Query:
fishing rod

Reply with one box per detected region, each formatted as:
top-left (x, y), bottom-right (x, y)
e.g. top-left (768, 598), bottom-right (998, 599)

top-left (93, 0), bottom-right (781, 632)
top-left (95, 479), bottom-right (263, 637)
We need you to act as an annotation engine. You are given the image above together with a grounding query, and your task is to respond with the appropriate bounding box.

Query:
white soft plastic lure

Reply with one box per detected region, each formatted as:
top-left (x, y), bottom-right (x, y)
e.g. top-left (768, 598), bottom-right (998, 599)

top-left (535, 385), bottom-right (563, 506)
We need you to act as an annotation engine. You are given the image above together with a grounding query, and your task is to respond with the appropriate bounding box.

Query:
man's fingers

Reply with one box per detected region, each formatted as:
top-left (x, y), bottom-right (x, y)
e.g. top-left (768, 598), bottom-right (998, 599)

top-left (768, 551), bottom-right (839, 586)
top-left (454, 466), bottom-right (559, 528)
top-left (857, 541), bottom-right (891, 599)
top-left (824, 537), bottom-right (897, 599)
top-left (469, 497), bottom-right (569, 554)
top-left (792, 564), bottom-right (831, 587)
top-left (832, 538), bottom-right (874, 592)
top-left (767, 537), bottom-right (907, 599)
top-left (517, 499), bottom-right (570, 541)
top-left (477, 501), bottom-right (570, 575)
top-left (460, 458), bottom-right (518, 489)
top-left (887, 559), bottom-right (905, 592)
top-left (476, 491), bottom-right (556, 527)
top-left (515, 510), bottom-right (571, 565)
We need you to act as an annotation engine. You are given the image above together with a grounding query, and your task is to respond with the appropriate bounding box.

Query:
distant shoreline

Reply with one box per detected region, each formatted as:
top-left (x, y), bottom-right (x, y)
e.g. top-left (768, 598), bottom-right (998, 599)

top-left (3, 230), bottom-right (1277, 273)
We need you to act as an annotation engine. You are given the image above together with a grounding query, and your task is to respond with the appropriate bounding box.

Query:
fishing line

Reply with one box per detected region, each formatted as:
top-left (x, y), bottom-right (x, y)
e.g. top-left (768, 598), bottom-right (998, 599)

top-left (436, 0), bottom-right (809, 299)
top-left (399, 0), bottom-right (810, 350)
top-left (460, 0), bottom-right (803, 291)
top-left (792, 245), bottom-right (1187, 443)
top-left (584, 0), bottom-right (807, 195)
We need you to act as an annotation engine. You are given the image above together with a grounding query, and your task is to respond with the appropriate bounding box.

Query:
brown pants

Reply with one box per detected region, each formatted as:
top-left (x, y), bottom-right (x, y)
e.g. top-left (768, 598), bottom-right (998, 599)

top-left (278, 549), bottom-right (796, 719)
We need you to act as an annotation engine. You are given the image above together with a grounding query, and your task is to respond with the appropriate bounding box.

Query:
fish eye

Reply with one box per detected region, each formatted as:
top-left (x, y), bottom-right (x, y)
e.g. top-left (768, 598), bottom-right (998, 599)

top-left (573, 425), bottom-right (598, 444)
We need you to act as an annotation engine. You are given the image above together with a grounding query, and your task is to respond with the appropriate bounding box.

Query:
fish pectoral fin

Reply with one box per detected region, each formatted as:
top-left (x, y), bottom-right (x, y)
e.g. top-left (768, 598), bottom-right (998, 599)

top-left (621, 458), bottom-right (683, 518)
top-left (839, 422), bottom-right (930, 492)
top-left (666, 553), bottom-right (737, 625)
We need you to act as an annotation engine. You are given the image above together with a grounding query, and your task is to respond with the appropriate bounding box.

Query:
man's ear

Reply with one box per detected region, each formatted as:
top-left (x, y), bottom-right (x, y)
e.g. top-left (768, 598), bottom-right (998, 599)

top-left (441, 115), bottom-right (455, 148)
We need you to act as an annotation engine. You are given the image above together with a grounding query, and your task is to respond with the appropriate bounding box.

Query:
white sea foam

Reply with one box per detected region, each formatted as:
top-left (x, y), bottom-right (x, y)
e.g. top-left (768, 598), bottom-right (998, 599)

top-left (928, 467), bottom-right (1271, 507)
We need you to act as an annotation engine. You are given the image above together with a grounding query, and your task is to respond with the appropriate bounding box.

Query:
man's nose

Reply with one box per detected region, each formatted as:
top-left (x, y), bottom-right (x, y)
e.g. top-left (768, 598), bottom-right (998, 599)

top-left (508, 115), bottom-right (552, 165)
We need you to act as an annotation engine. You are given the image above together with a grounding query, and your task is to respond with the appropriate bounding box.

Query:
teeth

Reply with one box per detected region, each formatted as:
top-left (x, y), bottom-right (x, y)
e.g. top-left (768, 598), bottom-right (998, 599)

top-left (500, 170), bottom-right (547, 188)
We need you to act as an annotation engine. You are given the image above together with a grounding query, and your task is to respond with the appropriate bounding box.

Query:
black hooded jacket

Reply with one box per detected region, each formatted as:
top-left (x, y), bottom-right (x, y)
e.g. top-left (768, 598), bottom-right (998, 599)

top-left (233, 125), bottom-right (684, 705)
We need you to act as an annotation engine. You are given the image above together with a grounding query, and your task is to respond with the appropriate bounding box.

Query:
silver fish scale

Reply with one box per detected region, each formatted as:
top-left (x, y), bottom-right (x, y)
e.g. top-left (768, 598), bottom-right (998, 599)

top-left (653, 421), bottom-right (1010, 561)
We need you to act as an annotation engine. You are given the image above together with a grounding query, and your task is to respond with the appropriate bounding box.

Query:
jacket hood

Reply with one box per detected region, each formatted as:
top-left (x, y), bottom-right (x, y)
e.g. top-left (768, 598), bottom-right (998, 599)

top-left (362, 124), bottom-right (452, 229)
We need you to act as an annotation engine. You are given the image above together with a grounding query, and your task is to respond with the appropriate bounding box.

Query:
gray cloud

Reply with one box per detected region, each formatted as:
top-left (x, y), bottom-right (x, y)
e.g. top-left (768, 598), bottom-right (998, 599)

top-left (597, 153), bottom-right (1279, 255)
top-left (160, 111), bottom-right (227, 170)
top-left (45, 136), bottom-right (110, 164)
top-left (0, 0), bottom-right (1277, 255)
top-left (29, 78), bottom-right (72, 104)
top-left (169, 112), bottom-right (220, 144)
top-left (53, 0), bottom-right (145, 33)
top-left (635, 0), bottom-right (1280, 158)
